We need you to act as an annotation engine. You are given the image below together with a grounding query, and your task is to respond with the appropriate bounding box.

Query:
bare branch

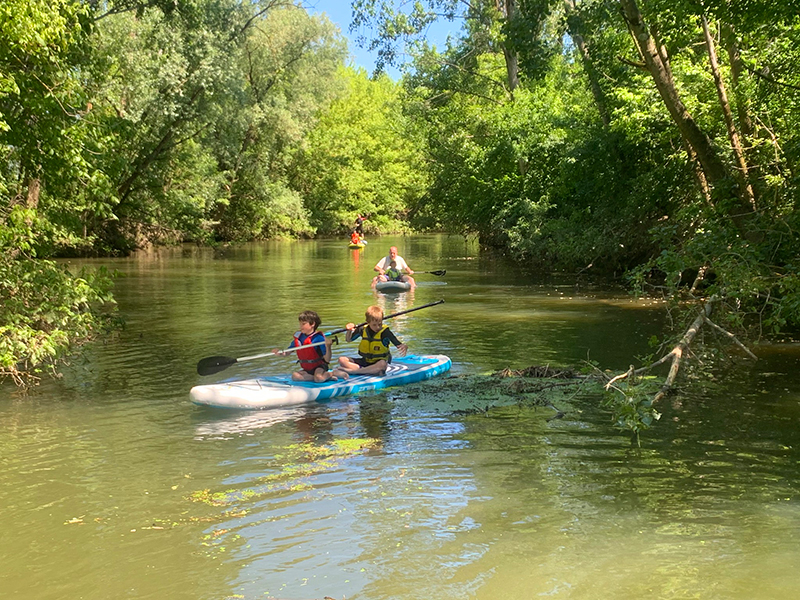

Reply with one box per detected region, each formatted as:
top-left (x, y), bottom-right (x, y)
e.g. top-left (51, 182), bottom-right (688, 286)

top-left (617, 55), bottom-right (647, 70)
top-left (606, 295), bottom-right (752, 407)
top-left (741, 61), bottom-right (800, 93)
top-left (704, 317), bottom-right (758, 360)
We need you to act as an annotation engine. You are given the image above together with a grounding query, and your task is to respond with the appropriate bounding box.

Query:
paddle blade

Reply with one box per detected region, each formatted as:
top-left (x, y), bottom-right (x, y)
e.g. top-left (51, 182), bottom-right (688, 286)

top-left (428, 269), bottom-right (446, 276)
top-left (197, 355), bottom-right (238, 376)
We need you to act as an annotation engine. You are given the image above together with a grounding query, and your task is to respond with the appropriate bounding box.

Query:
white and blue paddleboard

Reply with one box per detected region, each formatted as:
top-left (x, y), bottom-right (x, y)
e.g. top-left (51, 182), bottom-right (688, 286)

top-left (190, 354), bottom-right (451, 410)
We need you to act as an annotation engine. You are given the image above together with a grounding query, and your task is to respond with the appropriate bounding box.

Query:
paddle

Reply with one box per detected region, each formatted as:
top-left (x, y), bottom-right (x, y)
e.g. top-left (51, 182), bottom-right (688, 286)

top-left (416, 269), bottom-right (446, 276)
top-left (196, 299), bottom-right (445, 376)
top-left (197, 338), bottom-right (335, 377)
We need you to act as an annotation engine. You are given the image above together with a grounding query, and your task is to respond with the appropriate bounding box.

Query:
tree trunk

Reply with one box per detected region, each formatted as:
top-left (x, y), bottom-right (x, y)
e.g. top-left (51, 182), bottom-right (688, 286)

top-left (721, 22), bottom-right (761, 196)
top-left (682, 138), bottom-right (714, 206)
top-left (618, 0), bottom-right (755, 232)
top-left (26, 177), bottom-right (41, 209)
top-left (502, 45), bottom-right (520, 93)
top-left (563, 0), bottom-right (610, 126)
top-left (701, 16), bottom-right (756, 209)
top-left (497, 0), bottom-right (520, 93)
top-left (721, 24), bottom-right (754, 139)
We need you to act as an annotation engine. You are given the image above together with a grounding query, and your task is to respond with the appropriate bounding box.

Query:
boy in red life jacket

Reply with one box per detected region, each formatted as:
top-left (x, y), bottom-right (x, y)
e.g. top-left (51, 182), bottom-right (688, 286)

top-left (273, 310), bottom-right (348, 382)
top-left (337, 305), bottom-right (408, 376)
top-left (350, 231), bottom-right (361, 245)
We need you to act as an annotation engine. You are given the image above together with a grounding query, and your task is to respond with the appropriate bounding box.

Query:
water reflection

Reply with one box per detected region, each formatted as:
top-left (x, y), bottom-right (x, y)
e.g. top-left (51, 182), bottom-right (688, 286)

top-left (350, 245), bottom-right (363, 271)
top-left (373, 286), bottom-right (414, 318)
top-left (192, 407), bottom-right (318, 440)
top-left (4, 235), bottom-right (800, 600)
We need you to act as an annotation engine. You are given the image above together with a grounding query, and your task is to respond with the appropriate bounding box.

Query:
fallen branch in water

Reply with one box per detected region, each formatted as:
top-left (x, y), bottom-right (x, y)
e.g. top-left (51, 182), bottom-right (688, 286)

top-left (605, 295), bottom-right (756, 404)
top-left (704, 317), bottom-right (758, 360)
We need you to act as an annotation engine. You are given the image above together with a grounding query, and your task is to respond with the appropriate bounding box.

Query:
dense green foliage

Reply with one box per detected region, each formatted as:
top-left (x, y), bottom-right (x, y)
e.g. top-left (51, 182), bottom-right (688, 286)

top-left (3, 0), bottom-right (800, 392)
top-left (352, 0), bottom-right (800, 433)
top-left (291, 67), bottom-right (428, 234)
top-left (0, 0), bottom-right (422, 383)
top-left (354, 0), bottom-right (800, 330)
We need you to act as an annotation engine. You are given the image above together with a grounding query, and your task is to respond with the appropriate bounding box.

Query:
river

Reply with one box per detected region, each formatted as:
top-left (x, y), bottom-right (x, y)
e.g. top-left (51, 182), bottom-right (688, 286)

top-left (1, 234), bottom-right (799, 599)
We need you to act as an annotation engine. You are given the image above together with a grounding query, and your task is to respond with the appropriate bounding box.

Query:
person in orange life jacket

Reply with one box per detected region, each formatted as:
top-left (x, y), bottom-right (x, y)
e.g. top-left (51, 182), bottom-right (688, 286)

top-left (350, 231), bottom-right (362, 245)
top-left (337, 305), bottom-right (408, 376)
top-left (372, 246), bottom-right (415, 287)
top-left (273, 310), bottom-right (348, 382)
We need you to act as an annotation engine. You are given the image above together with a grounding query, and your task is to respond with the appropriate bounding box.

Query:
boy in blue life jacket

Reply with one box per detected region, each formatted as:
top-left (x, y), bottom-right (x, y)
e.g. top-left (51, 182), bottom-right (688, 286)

top-left (337, 305), bottom-right (408, 376)
top-left (273, 310), bottom-right (347, 382)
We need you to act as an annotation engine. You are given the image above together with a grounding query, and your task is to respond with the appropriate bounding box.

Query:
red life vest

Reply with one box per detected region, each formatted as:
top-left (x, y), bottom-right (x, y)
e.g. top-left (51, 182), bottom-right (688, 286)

top-left (292, 332), bottom-right (327, 372)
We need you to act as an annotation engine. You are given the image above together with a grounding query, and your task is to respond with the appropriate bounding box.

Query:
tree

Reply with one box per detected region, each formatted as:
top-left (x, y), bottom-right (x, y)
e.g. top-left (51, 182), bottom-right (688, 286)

top-left (371, 0), bottom-right (800, 431)
top-left (211, 5), bottom-right (347, 240)
top-left (1, 0), bottom-right (117, 384)
top-left (86, 0), bottom-right (249, 250)
top-left (617, 0), bottom-right (756, 234)
top-left (351, 0), bottom-right (530, 93)
top-left (291, 67), bottom-right (428, 234)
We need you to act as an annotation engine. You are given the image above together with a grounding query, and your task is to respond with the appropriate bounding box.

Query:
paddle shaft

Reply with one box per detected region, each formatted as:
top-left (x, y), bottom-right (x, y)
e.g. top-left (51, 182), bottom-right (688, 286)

top-left (327, 299), bottom-right (445, 335)
top-left (231, 298), bottom-right (444, 360)
top-left (196, 299), bottom-right (444, 375)
top-left (416, 270), bottom-right (446, 276)
top-left (197, 338), bottom-right (335, 376)
top-left (239, 338), bottom-right (330, 362)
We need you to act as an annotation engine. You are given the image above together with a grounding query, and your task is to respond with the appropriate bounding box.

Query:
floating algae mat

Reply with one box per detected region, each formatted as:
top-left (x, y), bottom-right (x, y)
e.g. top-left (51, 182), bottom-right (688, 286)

top-left (389, 366), bottom-right (608, 416)
top-left (189, 438), bottom-right (381, 508)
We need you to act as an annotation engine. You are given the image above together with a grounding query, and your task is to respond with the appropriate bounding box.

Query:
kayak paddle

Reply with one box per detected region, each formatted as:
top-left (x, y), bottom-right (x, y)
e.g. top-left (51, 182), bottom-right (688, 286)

top-left (197, 338), bottom-right (335, 376)
top-left (417, 269), bottom-right (446, 276)
top-left (196, 299), bottom-right (445, 376)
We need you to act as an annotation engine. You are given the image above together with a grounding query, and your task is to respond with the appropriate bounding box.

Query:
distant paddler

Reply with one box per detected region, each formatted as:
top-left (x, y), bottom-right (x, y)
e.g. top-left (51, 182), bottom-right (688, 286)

top-left (350, 231), bottom-right (364, 246)
top-left (372, 246), bottom-right (415, 288)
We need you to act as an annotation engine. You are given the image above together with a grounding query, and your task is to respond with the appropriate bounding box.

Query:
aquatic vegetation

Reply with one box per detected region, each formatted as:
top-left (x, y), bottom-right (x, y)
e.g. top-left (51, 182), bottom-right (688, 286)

top-left (603, 375), bottom-right (663, 445)
top-left (401, 368), bottom-right (606, 416)
top-left (403, 367), bottom-right (666, 442)
top-left (189, 438), bottom-right (381, 507)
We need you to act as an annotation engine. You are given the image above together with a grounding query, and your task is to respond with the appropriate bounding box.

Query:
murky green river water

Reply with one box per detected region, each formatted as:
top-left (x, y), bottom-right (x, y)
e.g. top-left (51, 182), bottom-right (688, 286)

top-left (2, 235), bottom-right (799, 599)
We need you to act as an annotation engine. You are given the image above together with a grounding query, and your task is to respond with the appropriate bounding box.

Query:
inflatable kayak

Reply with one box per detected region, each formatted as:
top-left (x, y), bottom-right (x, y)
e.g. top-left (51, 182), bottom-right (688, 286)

top-left (375, 280), bottom-right (412, 293)
top-left (348, 242), bottom-right (365, 249)
top-left (190, 354), bottom-right (451, 410)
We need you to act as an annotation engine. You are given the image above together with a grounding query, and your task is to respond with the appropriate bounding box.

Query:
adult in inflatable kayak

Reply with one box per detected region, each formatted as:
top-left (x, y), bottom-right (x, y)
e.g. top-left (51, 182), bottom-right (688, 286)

top-left (372, 246), bottom-right (415, 288)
